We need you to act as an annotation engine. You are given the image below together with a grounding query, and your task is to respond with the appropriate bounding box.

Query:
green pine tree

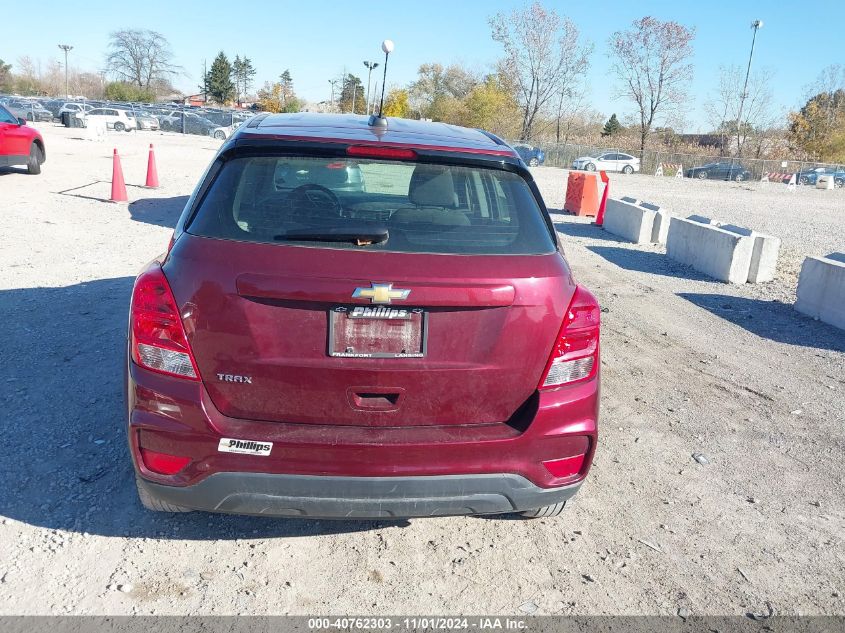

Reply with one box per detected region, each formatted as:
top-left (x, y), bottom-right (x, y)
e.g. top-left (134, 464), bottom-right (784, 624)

top-left (232, 55), bottom-right (257, 106)
top-left (339, 74), bottom-right (365, 114)
top-left (0, 59), bottom-right (13, 92)
top-left (602, 113), bottom-right (623, 137)
top-left (206, 52), bottom-right (235, 104)
top-left (279, 69), bottom-right (295, 110)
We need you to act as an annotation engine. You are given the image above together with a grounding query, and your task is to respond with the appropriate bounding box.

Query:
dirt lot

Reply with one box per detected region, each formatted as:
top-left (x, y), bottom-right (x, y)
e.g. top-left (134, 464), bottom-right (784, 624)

top-left (0, 124), bottom-right (843, 616)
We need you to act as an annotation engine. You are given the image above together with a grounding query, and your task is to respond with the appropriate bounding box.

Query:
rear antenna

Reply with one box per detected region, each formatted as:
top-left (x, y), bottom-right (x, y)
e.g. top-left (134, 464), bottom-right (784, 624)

top-left (369, 39), bottom-right (394, 129)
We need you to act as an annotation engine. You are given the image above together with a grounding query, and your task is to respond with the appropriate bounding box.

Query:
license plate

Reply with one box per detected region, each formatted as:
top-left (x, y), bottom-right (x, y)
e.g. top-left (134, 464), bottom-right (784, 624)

top-left (329, 306), bottom-right (427, 358)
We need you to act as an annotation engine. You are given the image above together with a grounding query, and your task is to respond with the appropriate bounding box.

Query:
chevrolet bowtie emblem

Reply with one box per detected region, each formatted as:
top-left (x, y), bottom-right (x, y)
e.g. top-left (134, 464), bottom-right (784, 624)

top-left (352, 283), bottom-right (411, 304)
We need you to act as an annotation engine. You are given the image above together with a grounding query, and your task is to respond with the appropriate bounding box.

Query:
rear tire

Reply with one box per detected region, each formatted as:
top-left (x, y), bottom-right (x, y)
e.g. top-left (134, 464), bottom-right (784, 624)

top-left (27, 144), bottom-right (42, 175)
top-left (622, 165), bottom-right (634, 174)
top-left (519, 501), bottom-right (567, 518)
top-left (135, 476), bottom-right (192, 513)
top-left (697, 171), bottom-right (708, 180)
top-left (585, 163), bottom-right (596, 171)
top-left (835, 178), bottom-right (844, 189)
top-left (799, 176), bottom-right (809, 185)
top-left (735, 173), bottom-right (745, 182)
top-left (214, 130), bottom-right (226, 140)
top-left (114, 121), bottom-right (125, 132)
top-left (528, 157), bottom-right (539, 167)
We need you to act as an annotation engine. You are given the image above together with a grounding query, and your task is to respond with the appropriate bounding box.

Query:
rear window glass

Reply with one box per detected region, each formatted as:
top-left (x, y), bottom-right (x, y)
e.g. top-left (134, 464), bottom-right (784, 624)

top-left (187, 156), bottom-right (555, 255)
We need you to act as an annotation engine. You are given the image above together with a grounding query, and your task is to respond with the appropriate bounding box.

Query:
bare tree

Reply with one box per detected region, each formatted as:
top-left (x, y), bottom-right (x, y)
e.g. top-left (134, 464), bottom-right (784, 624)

top-left (106, 29), bottom-right (179, 91)
top-left (490, 1), bottom-right (591, 141)
top-left (608, 16), bottom-right (695, 152)
top-left (408, 63), bottom-right (480, 118)
top-left (705, 65), bottom-right (775, 156)
top-left (806, 64), bottom-right (845, 127)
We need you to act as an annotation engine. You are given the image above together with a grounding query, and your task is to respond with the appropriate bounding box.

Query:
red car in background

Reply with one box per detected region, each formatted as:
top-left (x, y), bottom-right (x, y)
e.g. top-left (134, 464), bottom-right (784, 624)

top-left (127, 113), bottom-right (600, 519)
top-left (0, 104), bottom-right (45, 174)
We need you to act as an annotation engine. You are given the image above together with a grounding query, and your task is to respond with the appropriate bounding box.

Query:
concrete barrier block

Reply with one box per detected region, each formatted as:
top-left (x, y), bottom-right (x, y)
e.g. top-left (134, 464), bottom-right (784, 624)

top-left (748, 235), bottom-right (781, 283)
top-left (795, 253), bottom-right (845, 330)
top-left (687, 214), bottom-right (712, 224)
top-left (620, 196), bottom-right (639, 204)
top-left (603, 198), bottom-right (657, 244)
top-left (816, 175), bottom-right (835, 190)
top-left (717, 224), bottom-right (781, 283)
top-left (666, 218), bottom-right (754, 283)
top-left (651, 209), bottom-right (672, 245)
top-left (637, 202), bottom-right (671, 244)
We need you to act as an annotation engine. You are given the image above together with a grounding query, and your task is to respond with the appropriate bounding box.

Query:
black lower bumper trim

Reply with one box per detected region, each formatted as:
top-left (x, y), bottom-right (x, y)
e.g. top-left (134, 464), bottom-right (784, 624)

top-left (138, 472), bottom-right (582, 519)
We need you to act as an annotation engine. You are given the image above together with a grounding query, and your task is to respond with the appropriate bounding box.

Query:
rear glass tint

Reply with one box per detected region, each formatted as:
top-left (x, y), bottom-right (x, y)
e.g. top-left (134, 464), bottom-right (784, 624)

top-left (187, 156), bottom-right (555, 255)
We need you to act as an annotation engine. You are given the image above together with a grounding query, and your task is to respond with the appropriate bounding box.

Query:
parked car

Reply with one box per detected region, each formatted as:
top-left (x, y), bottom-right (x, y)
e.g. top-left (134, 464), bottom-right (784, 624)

top-left (796, 166), bottom-right (845, 187)
top-left (684, 161), bottom-right (752, 181)
top-left (127, 113), bottom-right (601, 519)
top-left (6, 100), bottom-right (53, 122)
top-left (572, 152), bottom-right (640, 174)
top-left (77, 107), bottom-right (137, 132)
top-left (58, 102), bottom-right (93, 119)
top-left (209, 124), bottom-right (234, 140)
top-left (0, 104), bottom-right (46, 174)
top-left (159, 111), bottom-right (218, 135)
top-left (133, 110), bottom-right (160, 131)
top-left (41, 99), bottom-right (66, 118)
top-left (513, 144), bottom-right (545, 167)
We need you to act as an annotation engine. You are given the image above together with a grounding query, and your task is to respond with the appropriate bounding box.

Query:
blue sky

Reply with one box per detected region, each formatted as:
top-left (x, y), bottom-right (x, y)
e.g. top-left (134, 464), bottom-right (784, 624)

top-left (4, 0), bottom-right (844, 131)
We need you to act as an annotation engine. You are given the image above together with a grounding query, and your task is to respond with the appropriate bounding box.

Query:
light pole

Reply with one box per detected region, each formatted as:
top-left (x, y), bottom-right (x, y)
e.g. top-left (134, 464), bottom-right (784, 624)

top-left (328, 79), bottom-right (339, 112)
top-left (376, 39), bottom-right (394, 118)
top-left (735, 20), bottom-right (763, 157)
top-left (58, 44), bottom-right (73, 98)
top-left (363, 61), bottom-right (379, 116)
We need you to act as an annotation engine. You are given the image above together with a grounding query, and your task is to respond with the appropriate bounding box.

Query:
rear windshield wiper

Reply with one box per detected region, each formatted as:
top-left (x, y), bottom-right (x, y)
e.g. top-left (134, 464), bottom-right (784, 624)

top-left (274, 225), bottom-right (389, 246)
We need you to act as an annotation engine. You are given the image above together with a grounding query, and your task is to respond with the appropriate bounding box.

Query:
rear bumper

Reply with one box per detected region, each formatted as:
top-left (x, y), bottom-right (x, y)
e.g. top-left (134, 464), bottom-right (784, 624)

top-left (137, 471), bottom-right (582, 518)
top-left (127, 354), bottom-right (599, 516)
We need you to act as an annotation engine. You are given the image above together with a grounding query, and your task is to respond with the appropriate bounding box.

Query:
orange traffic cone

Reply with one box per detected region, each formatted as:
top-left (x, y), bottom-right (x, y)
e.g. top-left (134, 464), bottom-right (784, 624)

top-left (145, 143), bottom-right (159, 188)
top-left (110, 149), bottom-right (128, 203)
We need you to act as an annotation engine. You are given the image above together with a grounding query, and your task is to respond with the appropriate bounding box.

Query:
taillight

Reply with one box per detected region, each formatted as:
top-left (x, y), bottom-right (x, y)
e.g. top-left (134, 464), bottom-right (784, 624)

top-left (346, 145), bottom-right (417, 160)
top-left (539, 286), bottom-right (600, 389)
top-left (140, 448), bottom-right (191, 475)
top-left (130, 264), bottom-right (199, 380)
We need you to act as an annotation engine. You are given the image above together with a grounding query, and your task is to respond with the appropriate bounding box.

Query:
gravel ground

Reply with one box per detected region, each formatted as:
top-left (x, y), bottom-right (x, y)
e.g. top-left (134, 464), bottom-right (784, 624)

top-left (0, 125), bottom-right (843, 616)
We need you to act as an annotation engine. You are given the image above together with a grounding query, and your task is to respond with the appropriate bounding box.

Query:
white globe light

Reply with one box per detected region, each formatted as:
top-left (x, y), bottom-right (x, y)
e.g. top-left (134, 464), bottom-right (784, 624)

top-left (381, 39), bottom-right (395, 54)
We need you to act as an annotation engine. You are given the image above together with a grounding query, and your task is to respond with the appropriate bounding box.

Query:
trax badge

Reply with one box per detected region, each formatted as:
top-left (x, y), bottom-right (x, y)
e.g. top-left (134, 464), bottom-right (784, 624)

top-left (352, 282), bottom-right (410, 304)
top-left (217, 373), bottom-right (252, 384)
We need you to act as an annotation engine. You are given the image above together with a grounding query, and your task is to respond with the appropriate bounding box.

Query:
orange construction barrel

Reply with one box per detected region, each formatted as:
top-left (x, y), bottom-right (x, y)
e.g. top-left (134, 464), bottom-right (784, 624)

top-left (564, 171), bottom-right (600, 217)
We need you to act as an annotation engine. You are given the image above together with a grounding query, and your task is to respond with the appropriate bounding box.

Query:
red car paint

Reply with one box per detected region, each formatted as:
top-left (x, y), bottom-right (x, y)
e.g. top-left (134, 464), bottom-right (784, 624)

top-left (126, 113), bottom-right (600, 518)
top-left (0, 104), bottom-right (46, 171)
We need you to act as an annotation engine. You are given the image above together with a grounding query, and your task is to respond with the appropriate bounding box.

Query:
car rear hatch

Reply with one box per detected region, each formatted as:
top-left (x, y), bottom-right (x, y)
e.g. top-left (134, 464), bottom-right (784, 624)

top-left (166, 146), bottom-right (574, 427)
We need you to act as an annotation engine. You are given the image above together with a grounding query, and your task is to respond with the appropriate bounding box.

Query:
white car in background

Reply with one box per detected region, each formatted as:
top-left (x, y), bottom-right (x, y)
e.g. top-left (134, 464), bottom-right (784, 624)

top-left (76, 107), bottom-right (137, 132)
top-left (58, 102), bottom-right (94, 119)
top-left (209, 125), bottom-right (234, 140)
top-left (572, 152), bottom-right (641, 174)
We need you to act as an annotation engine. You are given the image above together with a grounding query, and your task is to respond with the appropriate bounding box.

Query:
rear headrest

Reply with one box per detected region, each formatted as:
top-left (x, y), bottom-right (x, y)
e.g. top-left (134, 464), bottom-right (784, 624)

top-left (408, 165), bottom-right (457, 208)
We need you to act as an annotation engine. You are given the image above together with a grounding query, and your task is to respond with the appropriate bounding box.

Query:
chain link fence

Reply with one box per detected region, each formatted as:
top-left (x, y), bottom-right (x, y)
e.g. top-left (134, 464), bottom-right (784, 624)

top-left (517, 139), bottom-right (845, 185)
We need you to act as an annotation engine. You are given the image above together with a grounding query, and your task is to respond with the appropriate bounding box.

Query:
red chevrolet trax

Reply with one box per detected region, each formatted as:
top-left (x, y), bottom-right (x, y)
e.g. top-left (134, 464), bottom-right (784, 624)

top-left (0, 105), bottom-right (46, 174)
top-left (127, 113), bottom-right (600, 519)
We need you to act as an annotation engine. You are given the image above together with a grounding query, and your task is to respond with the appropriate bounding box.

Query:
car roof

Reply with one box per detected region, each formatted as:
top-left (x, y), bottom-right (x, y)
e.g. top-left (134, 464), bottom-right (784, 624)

top-left (236, 113), bottom-right (518, 158)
